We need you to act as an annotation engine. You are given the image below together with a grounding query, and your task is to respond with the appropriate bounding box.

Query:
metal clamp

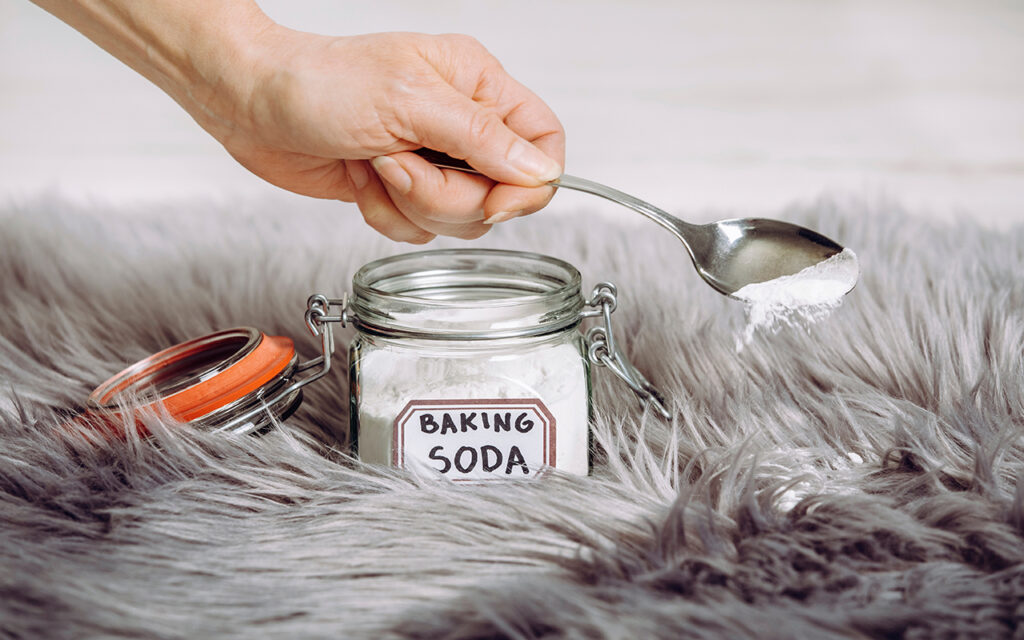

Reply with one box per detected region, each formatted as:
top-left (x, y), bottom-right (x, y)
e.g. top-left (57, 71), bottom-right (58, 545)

top-left (210, 294), bottom-right (350, 435)
top-left (305, 294), bottom-right (350, 334)
top-left (583, 283), bottom-right (671, 419)
top-left (299, 292), bottom-right (351, 380)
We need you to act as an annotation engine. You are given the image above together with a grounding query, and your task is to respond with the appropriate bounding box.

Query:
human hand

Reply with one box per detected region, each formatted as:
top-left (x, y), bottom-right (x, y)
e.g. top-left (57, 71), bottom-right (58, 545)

top-left (30, 0), bottom-right (563, 243)
top-left (209, 29), bottom-right (565, 243)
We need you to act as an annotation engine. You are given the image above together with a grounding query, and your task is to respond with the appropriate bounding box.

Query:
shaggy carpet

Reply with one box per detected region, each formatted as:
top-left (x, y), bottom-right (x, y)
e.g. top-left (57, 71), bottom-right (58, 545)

top-left (1, 194), bottom-right (1022, 639)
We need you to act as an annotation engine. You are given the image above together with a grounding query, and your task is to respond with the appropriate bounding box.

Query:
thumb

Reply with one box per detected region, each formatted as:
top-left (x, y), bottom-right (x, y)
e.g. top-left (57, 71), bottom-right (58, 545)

top-left (407, 85), bottom-right (562, 187)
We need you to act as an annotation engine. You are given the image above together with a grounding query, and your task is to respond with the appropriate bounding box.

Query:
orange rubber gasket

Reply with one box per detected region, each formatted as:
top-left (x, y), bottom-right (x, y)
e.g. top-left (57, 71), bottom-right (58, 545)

top-left (162, 333), bottom-right (295, 422)
top-left (91, 332), bottom-right (296, 423)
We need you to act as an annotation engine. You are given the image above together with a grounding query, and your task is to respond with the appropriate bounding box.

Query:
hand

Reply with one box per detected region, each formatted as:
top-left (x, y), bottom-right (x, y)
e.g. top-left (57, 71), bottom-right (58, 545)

top-left (213, 29), bottom-right (565, 243)
top-left (30, 0), bottom-right (564, 243)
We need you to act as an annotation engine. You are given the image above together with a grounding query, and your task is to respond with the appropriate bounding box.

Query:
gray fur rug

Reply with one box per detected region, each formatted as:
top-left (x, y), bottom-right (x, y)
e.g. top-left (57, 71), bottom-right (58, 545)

top-left (1, 194), bottom-right (1023, 639)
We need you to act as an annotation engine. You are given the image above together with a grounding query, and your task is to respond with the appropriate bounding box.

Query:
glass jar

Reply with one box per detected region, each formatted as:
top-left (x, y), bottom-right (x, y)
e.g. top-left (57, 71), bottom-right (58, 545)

top-left (85, 249), bottom-right (667, 477)
top-left (347, 249), bottom-right (592, 479)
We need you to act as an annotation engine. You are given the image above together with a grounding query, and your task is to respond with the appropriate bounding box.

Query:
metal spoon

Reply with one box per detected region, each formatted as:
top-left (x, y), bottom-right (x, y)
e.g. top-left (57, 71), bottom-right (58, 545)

top-left (415, 149), bottom-right (848, 297)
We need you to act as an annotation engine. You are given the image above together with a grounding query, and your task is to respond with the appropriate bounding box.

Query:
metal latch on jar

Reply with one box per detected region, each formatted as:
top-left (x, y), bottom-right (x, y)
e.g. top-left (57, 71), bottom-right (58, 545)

top-left (205, 295), bottom-right (349, 435)
top-left (582, 283), bottom-right (671, 419)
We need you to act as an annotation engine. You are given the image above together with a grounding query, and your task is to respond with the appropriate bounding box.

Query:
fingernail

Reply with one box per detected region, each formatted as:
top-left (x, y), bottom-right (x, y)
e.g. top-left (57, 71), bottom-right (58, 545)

top-left (371, 156), bottom-right (413, 194)
top-left (509, 140), bottom-right (562, 183)
top-left (348, 160), bottom-right (370, 190)
top-left (484, 210), bottom-right (522, 225)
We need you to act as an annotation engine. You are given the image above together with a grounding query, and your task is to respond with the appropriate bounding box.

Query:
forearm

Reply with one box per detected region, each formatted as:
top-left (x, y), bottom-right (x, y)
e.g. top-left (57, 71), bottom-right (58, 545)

top-left (31, 0), bottom-right (273, 137)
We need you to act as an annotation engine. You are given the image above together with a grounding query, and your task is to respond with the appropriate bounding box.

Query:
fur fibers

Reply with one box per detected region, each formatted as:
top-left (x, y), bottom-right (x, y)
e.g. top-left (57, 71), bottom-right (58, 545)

top-left (1, 195), bottom-right (1022, 639)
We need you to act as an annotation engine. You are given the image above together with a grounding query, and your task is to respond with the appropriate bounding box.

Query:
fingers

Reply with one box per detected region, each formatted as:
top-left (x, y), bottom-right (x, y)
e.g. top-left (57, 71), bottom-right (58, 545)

top-left (347, 157), bottom-right (493, 242)
top-left (370, 149), bottom-right (557, 227)
top-left (397, 206), bottom-right (491, 241)
top-left (370, 152), bottom-right (492, 238)
top-left (371, 152), bottom-right (490, 222)
top-left (397, 40), bottom-right (565, 213)
top-left (345, 160), bottom-right (435, 244)
top-left (403, 83), bottom-right (563, 188)
top-left (477, 95), bottom-right (564, 218)
top-left (488, 75), bottom-right (566, 171)
top-left (482, 183), bottom-right (556, 223)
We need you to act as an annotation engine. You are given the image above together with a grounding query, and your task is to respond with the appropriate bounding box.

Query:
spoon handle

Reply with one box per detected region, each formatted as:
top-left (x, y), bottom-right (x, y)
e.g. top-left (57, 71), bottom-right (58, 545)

top-left (552, 174), bottom-right (696, 241)
top-left (411, 149), bottom-right (697, 243)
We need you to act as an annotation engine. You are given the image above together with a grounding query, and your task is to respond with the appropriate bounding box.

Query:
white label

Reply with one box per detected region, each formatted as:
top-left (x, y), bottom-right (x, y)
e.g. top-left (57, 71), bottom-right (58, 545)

top-left (393, 399), bottom-right (556, 481)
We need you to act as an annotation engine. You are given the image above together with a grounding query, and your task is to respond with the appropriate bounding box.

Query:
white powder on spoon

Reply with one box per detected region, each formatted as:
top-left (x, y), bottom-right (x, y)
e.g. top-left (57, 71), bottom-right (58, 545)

top-left (734, 248), bottom-right (859, 348)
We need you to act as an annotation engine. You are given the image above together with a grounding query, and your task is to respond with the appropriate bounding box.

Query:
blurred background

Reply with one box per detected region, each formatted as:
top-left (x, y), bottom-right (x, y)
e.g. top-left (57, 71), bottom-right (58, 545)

top-left (1, 0), bottom-right (1022, 225)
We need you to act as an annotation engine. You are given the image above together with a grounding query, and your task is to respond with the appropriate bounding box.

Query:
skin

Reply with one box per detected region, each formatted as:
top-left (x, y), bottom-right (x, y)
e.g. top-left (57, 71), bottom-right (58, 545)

top-left (30, 0), bottom-right (566, 243)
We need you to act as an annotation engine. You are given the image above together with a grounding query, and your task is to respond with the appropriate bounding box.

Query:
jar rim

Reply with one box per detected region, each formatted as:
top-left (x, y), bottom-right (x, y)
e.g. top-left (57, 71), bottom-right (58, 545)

top-left (351, 249), bottom-right (584, 339)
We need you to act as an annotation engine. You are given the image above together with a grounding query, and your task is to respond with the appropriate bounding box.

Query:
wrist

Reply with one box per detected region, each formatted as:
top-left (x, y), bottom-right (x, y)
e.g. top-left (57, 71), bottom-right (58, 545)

top-left (175, 4), bottom-right (279, 143)
top-left (223, 24), bottom-right (351, 154)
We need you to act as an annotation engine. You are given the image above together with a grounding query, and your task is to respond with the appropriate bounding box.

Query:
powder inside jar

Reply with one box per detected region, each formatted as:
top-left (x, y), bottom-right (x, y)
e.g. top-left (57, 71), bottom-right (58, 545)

top-left (354, 337), bottom-right (590, 480)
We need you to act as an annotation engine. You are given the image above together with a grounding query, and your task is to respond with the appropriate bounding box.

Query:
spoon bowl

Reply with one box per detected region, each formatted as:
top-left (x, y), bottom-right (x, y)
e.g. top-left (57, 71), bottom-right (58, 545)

top-left (683, 218), bottom-right (844, 296)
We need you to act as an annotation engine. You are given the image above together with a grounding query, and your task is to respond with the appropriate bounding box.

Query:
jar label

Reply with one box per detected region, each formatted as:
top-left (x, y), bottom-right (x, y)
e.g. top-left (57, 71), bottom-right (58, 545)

top-left (393, 399), bottom-right (556, 480)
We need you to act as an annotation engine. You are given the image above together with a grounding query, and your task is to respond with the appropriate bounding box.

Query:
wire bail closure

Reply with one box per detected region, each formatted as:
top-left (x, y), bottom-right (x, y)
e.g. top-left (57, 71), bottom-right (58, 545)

top-left (206, 294), bottom-right (349, 435)
top-left (297, 292), bottom-right (350, 380)
top-left (582, 283), bottom-right (670, 419)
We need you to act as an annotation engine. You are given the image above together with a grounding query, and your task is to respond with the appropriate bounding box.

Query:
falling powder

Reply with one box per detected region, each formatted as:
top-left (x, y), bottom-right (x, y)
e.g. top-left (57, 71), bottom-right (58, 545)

top-left (734, 248), bottom-right (859, 348)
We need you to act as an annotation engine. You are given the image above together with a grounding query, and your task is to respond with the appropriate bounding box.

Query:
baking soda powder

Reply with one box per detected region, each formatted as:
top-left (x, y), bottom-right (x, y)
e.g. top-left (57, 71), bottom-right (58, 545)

top-left (734, 248), bottom-right (859, 347)
top-left (354, 338), bottom-right (590, 480)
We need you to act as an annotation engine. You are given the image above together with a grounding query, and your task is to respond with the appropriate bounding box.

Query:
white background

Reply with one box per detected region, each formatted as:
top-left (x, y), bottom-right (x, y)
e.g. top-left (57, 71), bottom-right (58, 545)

top-left (2, 0), bottom-right (1022, 225)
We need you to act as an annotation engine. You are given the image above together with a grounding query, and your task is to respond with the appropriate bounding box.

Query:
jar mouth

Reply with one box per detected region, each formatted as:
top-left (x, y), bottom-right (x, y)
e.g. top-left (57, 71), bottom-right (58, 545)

top-left (351, 249), bottom-right (584, 339)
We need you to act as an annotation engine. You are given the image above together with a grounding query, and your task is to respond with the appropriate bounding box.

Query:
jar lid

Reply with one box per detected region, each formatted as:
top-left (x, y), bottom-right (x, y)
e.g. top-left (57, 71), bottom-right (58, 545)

top-left (87, 327), bottom-right (300, 434)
